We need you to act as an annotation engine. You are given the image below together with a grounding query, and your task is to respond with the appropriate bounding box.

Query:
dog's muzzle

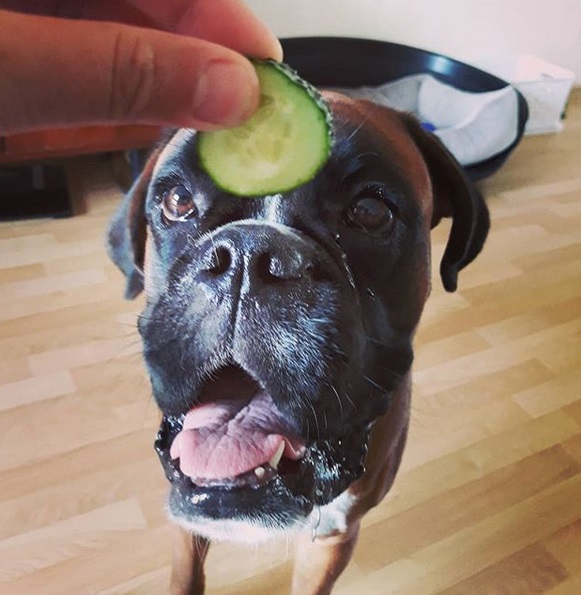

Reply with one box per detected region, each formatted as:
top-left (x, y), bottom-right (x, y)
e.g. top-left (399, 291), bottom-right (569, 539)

top-left (142, 222), bottom-right (379, 529)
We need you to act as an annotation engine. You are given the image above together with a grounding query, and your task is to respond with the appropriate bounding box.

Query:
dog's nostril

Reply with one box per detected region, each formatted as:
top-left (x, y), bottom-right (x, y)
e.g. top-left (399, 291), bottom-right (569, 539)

top-left (256, 253), bottom-right (282, 282)
top-left (207, 246), bottom-right (232, 275)
top-left (254, 251), bottom-right (321, 283)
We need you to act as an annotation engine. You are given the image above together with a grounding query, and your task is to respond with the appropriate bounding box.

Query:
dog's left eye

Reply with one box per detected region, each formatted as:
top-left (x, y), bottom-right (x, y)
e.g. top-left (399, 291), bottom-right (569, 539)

top-left (346, 187), bottom-right (395, 234)
top-left (161, 185), bottom-right (197, 222)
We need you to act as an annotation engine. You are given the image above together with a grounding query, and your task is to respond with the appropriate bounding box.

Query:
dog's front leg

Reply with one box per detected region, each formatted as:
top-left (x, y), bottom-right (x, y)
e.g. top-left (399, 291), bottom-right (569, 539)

top-left (291, 521), bottom-right (360, 595)
top-left (170, 526), bottom-right (210, 595)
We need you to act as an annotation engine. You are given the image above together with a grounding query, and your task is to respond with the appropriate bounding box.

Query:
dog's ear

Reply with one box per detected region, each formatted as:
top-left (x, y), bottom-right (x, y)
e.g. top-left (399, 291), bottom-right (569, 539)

top-left (107, 147), bottom-right (161, 299)
top-left (402, 114), bottom-right (490, 292)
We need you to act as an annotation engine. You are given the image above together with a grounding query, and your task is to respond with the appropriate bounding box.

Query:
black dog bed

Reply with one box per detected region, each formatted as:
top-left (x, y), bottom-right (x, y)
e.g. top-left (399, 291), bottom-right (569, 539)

top-left (281, 37), bottom-right (529, 181)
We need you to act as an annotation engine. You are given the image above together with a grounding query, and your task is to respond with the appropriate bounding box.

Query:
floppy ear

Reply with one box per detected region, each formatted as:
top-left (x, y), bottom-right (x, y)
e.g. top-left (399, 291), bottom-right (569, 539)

top-left (402, 114), bottom-right (490, 292)
top-left (107, 147), bottom-right (162, 299)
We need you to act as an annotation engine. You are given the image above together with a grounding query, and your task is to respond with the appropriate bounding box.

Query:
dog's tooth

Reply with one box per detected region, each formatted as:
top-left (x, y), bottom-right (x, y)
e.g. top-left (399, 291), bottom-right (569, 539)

top-left (254, 466), bottom-right (266, 478)
top-left (269, 442), bottom-right (285, 469)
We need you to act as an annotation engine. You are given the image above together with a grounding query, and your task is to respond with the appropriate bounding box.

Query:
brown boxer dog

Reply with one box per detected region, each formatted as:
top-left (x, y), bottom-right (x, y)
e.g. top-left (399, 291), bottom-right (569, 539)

top-left (108, 92), bottom-right (489, 594)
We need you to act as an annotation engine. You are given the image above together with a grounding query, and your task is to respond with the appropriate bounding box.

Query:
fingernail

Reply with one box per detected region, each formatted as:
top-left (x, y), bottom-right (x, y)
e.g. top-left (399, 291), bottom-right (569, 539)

top-left (270, 38), bottom-right (284, 63)
top-left (193, 59), bottom-right (258, 127)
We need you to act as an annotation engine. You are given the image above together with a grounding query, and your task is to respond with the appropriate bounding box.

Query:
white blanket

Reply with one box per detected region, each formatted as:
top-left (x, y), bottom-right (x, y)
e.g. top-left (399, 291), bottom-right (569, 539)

top-left (333, 75), bottom-right (519, 166)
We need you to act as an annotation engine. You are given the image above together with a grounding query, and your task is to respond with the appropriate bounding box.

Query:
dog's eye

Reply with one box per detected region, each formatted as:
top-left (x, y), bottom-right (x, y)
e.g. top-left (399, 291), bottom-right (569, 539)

top-left (161, 185), bottom-right (197, 222)
top-left (346, 187), bottom-right (395, 233)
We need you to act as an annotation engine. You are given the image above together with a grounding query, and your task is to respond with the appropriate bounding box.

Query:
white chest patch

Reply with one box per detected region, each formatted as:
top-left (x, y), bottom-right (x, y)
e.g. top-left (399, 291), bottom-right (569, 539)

top-left (166, 489), bottom-right (359, 544)
top-left (168, 507), bottom-right (305, 544)
top-left (308, 490), bottom-right (358, 538)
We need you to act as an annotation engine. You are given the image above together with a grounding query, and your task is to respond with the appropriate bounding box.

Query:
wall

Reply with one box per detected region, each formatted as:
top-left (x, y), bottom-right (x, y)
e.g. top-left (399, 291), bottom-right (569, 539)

top-left (246, 0), bottom-right (581, 83)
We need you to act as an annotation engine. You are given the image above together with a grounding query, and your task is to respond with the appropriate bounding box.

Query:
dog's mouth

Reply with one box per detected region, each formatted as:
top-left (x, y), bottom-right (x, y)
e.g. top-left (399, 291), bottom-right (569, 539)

top-left (164, 364), bottom-right (306, 488)
top-left (154, 364), bottom-right (370, 519)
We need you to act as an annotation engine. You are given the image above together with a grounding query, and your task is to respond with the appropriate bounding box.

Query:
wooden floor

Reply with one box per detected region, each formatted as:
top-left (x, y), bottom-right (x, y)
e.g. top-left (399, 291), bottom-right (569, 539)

top-left (1, 90), bottom-right (580, 595)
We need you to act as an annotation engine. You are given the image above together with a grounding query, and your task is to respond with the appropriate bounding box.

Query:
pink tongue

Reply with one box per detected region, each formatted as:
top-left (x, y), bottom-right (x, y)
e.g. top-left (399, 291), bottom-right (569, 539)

top-left (170, 393), bottom-right (305, 480)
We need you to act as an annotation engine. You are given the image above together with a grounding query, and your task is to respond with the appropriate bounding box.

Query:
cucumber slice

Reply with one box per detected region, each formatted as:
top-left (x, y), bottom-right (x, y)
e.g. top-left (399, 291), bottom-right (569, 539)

top-left (197, 60), bottom-right (333, 197)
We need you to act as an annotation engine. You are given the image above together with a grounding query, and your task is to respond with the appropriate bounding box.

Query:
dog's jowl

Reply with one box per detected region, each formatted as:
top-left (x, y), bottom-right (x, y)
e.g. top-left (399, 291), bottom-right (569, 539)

top-left (108, 92), bottom-right (489, 594)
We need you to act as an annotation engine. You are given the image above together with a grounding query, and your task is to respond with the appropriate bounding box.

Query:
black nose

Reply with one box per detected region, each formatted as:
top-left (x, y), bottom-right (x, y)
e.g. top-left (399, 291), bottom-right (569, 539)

top-left (197, 222), bottom-right (324, 289)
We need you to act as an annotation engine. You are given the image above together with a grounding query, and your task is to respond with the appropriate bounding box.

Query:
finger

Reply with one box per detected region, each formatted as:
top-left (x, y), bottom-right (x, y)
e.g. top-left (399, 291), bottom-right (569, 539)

top-left (0, 10), bottom-right (261, 135)
top-left (1, 0), bottom-right (283, 61)
top-left (122, 0), bottom-right (283, 61)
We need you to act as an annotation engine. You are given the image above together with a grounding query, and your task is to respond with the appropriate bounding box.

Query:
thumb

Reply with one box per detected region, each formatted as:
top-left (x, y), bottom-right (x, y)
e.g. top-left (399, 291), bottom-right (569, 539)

top-left (0, 10), bottom-right (261, 134)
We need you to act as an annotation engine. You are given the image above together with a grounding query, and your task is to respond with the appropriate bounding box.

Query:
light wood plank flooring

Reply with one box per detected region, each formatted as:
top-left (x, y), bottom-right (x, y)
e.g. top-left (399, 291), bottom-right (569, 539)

top-left (1, 89), bottom-right (580, 594)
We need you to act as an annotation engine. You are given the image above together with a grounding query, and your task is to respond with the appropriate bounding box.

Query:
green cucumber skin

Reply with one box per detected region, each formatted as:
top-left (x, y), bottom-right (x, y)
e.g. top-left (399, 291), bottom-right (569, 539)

top-left (197, 60), bottom-right (333, 197)
top-left (263, 59), bottom-right (334, 142)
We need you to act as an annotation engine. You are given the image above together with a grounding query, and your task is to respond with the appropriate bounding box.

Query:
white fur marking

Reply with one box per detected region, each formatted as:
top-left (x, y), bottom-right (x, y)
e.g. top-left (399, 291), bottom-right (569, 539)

top-left (264, 194), bottom-right (283, 223)
top-left (167, 489), bottom-right (359, 544)
top-left (309, 490), bottom-right (358, 538)
top-left (168, 508), bottom-right (306, 544)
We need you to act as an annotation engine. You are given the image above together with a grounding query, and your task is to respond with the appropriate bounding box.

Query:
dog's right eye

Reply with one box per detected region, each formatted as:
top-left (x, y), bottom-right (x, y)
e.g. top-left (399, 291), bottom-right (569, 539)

top-left (161, 185), bottom-right (197, 222)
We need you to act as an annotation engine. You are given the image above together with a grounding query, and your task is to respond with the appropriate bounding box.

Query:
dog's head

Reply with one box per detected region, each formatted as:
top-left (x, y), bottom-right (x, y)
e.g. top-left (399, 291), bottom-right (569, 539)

top-left (108, 93), bottom-right (488, 540)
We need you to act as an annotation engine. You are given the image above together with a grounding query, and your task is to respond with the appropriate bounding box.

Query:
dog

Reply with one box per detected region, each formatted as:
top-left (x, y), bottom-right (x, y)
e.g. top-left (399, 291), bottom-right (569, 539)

top-left (107, 91), bottom-right (489, 594)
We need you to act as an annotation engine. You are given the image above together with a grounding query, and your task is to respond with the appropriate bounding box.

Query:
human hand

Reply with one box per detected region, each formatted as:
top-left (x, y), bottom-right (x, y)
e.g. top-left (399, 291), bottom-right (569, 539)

top-left (0, 0), bottom-right (282, 134)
